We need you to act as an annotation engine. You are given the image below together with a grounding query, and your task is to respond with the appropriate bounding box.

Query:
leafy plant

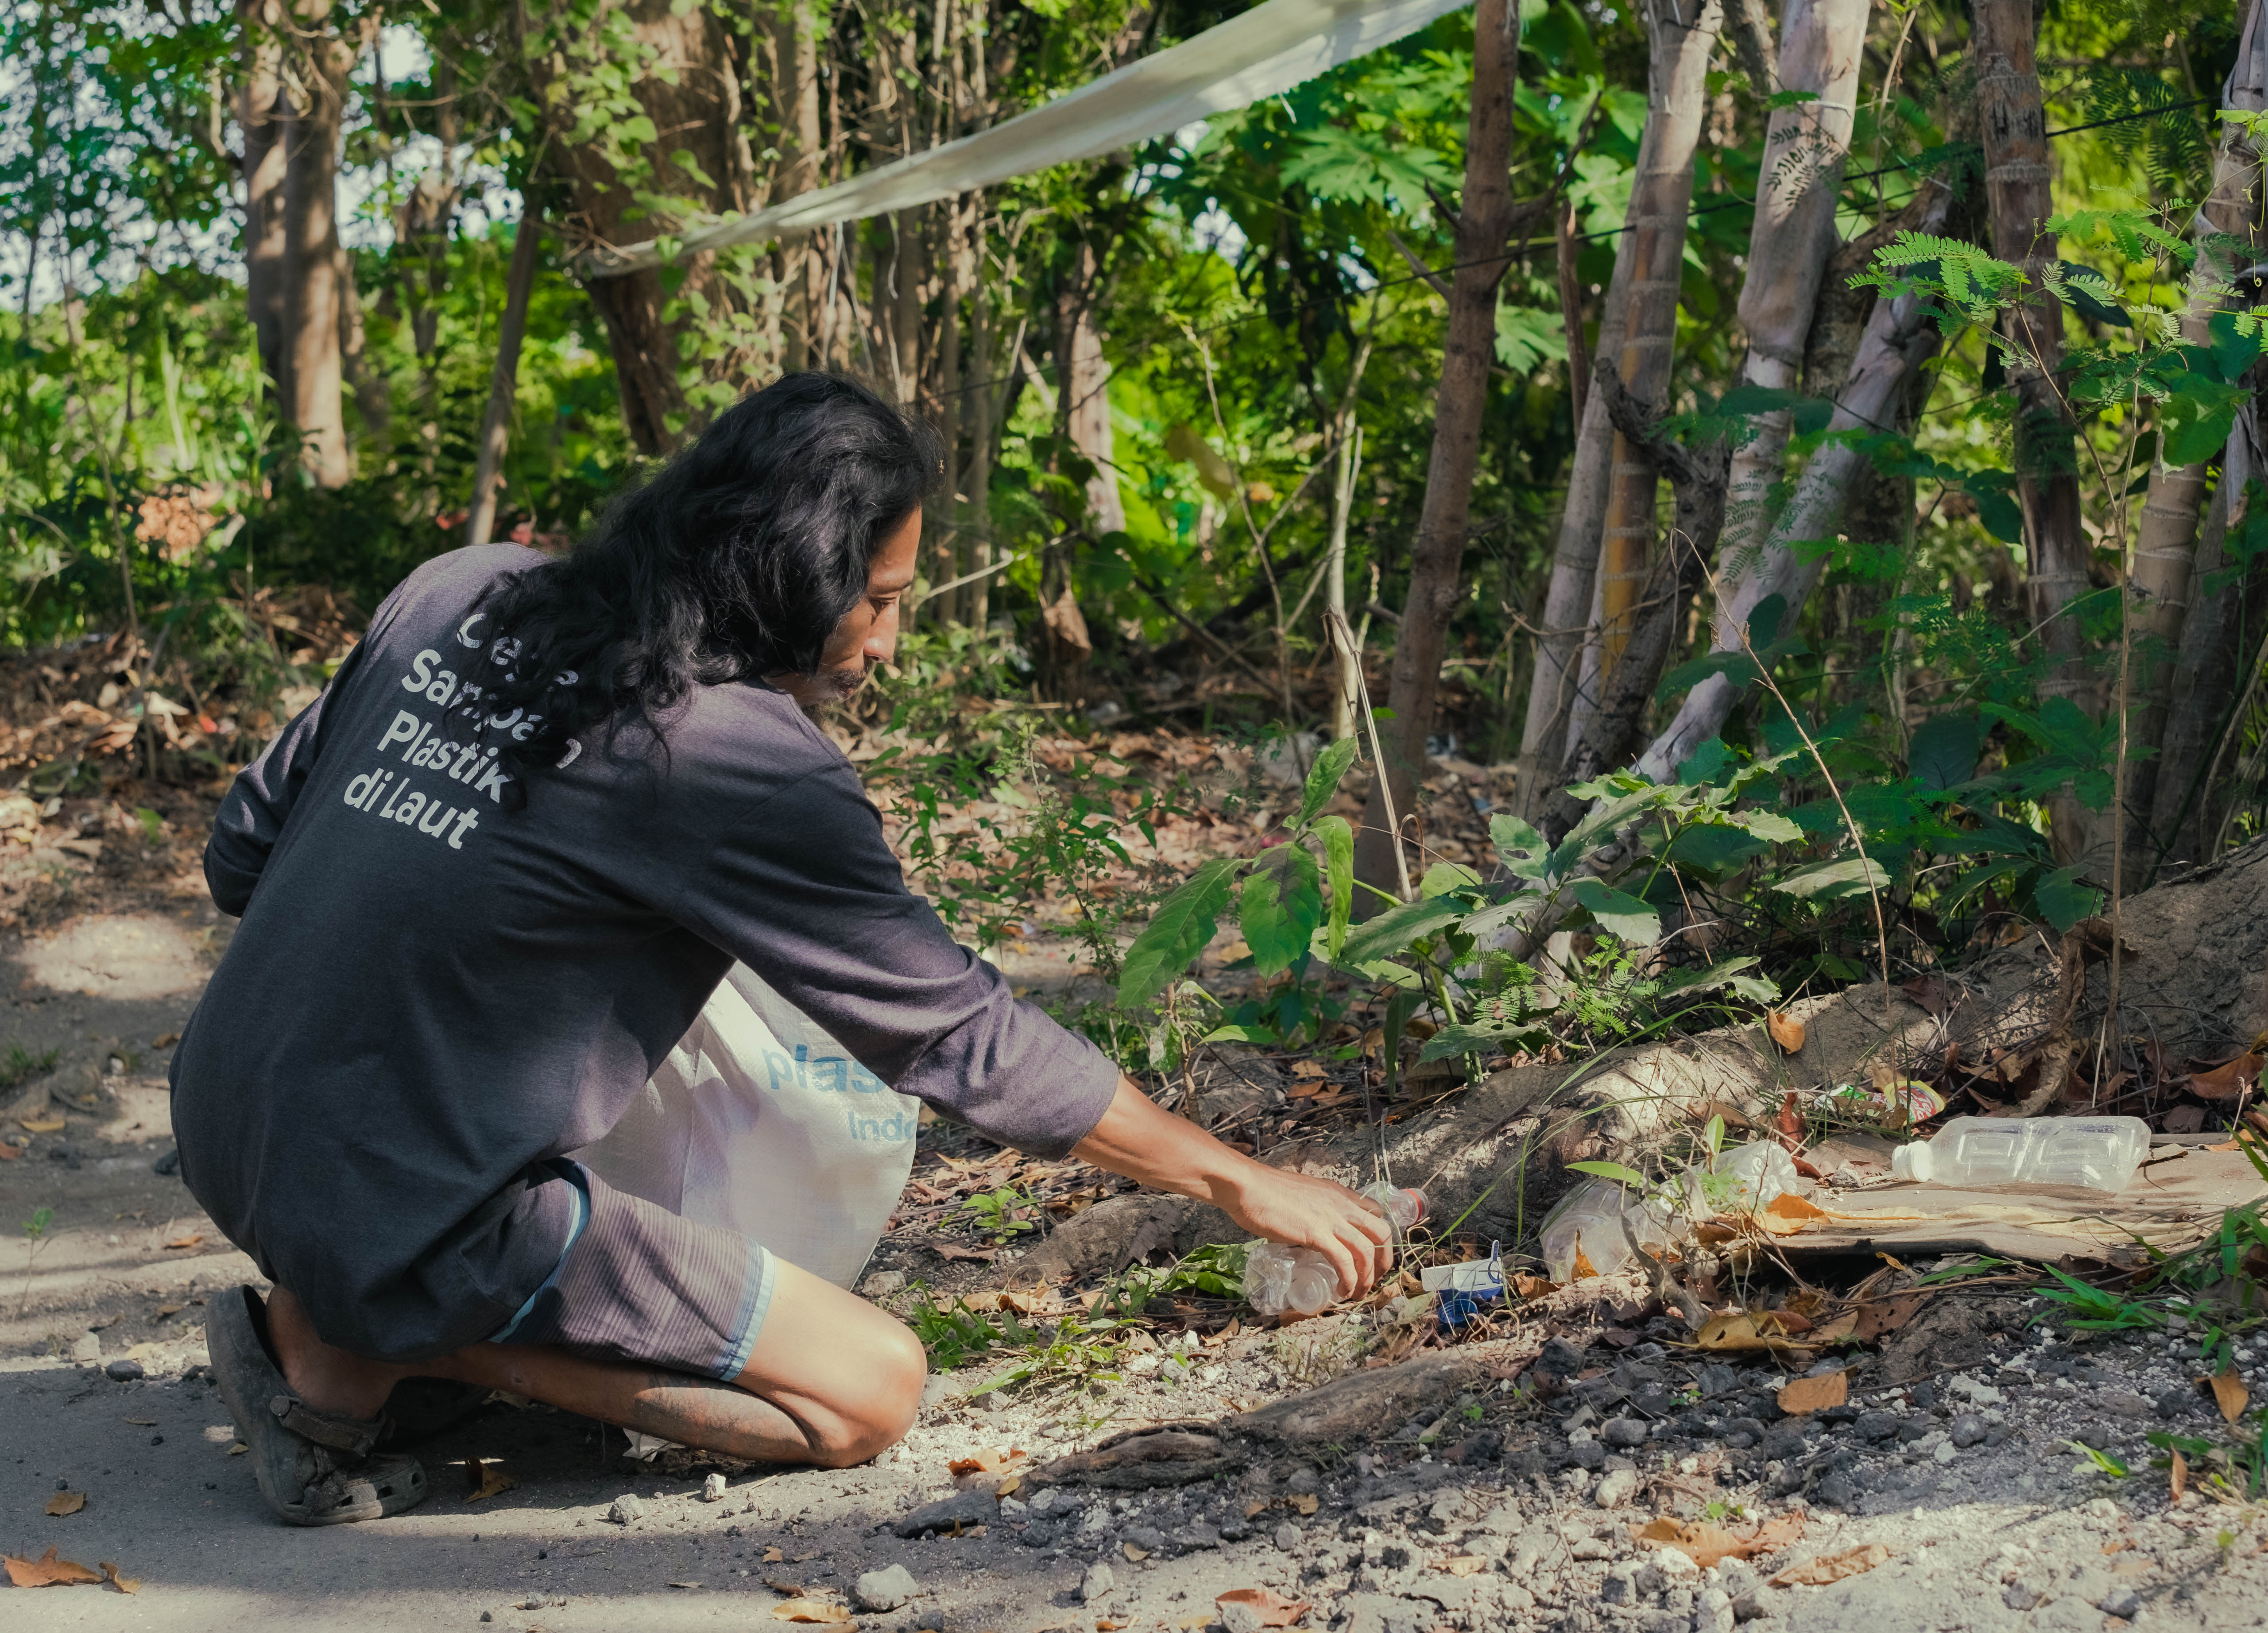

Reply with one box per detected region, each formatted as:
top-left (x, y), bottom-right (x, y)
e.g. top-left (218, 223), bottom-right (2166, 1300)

top-left (956, 1186), bottom-right (1043, 1245)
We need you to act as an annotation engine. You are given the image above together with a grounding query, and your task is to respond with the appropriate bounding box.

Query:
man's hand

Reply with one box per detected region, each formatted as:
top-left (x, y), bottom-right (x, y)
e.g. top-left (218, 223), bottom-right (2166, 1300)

top-left (1214, 1161), bottom-right (1393, 1299)
top-left (1068, 1075), bottom-right (1395, 1302)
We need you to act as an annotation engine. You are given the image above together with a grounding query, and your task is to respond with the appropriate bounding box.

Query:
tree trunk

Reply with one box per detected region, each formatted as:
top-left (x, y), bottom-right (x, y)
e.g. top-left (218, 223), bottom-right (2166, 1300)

top-left (771, 0), bottom-right (825, 371)
top-left (395, 54), bottom-right (459, 422)
top-left (236, 0), bottom-right (289, 405)
top-left (2148, 406), bottom-right (2268, 875)
top-left (1628, 172), bottom-right (1960, 782)
top-left (2120, 0), bottom-right (2268, 884)
top-left (463, 215), bottom-right (543, 549)
top-left (1974, 0), bottom-right (2087, 696)
top-left (1590, 0), bottom-right (1727, 692)
top-left (279, 0), bottom-right (352, 486)
top-left (1716, 0), bottom-right (1869, 609)
top-left (542, 0), bottom-right (757, 454)
top-left (1352, 0), bottom-right (1521, 900)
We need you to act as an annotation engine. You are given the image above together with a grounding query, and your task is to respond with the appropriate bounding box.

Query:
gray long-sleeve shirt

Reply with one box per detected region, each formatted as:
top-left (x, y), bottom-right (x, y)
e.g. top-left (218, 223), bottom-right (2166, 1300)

top-left (171, 544), bottom-right (1118, 1359)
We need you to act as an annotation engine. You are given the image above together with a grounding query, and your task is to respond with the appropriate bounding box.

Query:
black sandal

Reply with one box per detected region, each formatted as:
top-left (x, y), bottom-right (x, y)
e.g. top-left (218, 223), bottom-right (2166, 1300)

top-left (205, 1286), bottom-right (430, 1526)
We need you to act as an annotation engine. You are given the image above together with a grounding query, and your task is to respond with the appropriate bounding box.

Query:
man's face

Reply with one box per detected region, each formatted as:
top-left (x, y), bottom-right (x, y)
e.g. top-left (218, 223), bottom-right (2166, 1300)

top-left (770, 509), bottom-right (921, 713)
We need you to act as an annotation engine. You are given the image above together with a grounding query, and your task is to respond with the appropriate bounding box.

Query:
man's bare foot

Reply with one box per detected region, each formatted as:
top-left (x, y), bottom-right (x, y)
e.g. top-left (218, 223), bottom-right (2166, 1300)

top-left (266, 1285), bottom-right (415, 1420)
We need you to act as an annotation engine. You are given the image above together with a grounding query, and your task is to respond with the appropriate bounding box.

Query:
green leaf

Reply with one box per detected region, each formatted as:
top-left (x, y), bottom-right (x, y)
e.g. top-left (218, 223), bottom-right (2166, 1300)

top-left (1653, 956), bottom-right (1778, 1003)
top-left (1570, 877), bottom-right (1660, 944)
top-left (1676, 739), bottom-right (1734, 786)
top-left (1314, 815), bottom-right (1354, 959)
top-left (1724, 809), bottom-right (1804, 844)
top-left (1771, 855), bottom-right (1891, 900)
top-left (1420, 861), bottom-right (1483, 898)
top-left (1116, 857), bottom-right (1239, 1009)
top-left (2033, 864), bottom-right (2104, 933)
top-left (1566, 1160), bottom-right (1646, 1188)
top-left (1964, 474), bottom-right (2025, 543)
top-left (1665, 823), bottom-right (1770, 873)
top-left (1240, 850), bottom-right (1323, 978)
top-left (1294, 737), bottom-right (1358, 829)
top-left (2161, 375), bottom-right (2249, 466)
top-left (1908, 712), bottom-right (1984, 793)
top-left (1338, 893), bottom-right (1467, 968)
top-left (1489, 812), bottom-right (1553, 880)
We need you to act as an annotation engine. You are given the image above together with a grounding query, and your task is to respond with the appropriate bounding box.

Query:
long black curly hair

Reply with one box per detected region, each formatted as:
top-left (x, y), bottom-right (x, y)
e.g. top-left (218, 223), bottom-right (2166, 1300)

top-left (460, 372), bottom-right (940, 793)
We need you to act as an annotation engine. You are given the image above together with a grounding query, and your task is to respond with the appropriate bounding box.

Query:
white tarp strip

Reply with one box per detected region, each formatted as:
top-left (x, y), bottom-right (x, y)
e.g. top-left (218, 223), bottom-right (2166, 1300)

top-left (584, 0), bottom-right (1474, 278)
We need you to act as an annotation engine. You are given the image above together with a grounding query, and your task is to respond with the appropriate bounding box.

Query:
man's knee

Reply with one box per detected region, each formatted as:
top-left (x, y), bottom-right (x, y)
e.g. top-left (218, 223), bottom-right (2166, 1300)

top-left (813, 1321), bottom-right (925, 1468)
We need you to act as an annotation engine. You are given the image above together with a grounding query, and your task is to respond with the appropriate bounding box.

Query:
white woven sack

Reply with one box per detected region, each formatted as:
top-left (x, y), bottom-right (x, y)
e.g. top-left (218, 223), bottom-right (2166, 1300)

top-left (576, 962), bottom-right (919, 1289)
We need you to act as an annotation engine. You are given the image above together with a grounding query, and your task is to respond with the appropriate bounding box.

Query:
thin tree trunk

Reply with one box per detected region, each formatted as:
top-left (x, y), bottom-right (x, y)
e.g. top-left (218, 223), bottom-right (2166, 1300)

top-left (464, 215), bottom-right (542, 549)
top-left (1974, 0), bottom-right (2087, 694)
top-left (1325, 329), bottom-right (1375, 741)
top-left (1510, 91), bottom-right (1651, 813)
top-left (1352, 0), bottom-right (1521, 900)
top-left (336, 242), bottom-right (388, 443)
top-left (1591, 0), bottom-right (1727, 691)
top-left (2120, 0), bottom-right (2268, 883)
top-left (237, 0), bottom-right (289, 404)
top-left (2149, 404), bottom-right (2268, 873)
top-left (1629, 173), bottom-right (1960, 782)
top-left (772, 0), bottom-right (824, 371)
top-left (280, 0), bottom-right (352, 486)
top-left (1717, 0), bottom-right (1869, 600)
top-left (968, 270), bottom-right (995, 631)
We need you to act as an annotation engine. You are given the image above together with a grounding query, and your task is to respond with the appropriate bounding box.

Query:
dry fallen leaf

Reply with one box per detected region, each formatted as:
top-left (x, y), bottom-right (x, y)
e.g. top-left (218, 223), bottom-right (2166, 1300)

top-left (2171, 1448), bottom-right (2189, 1502)
top-left (946, 1447), bottom-right (1026, 1477)
top-left (1286, 1493), bottom-right (1318, 1517)
top-left (1852, 1292), bottom-right (1927, 1342)
top-left (1632, 1512), bottom-right (1805, 1569)
top-left (1215, 1586), bottom-right (1311, 1627)
top-left (770, 1600), bottom-right (852, 1624)
top-left (763, 1547), bottom-right (785, 1563)
top-left (0, 1142), bottom-right (20, 1160)
top-left (1777, 1371), bottom-right (1849, 1416)
top-left (1096, 1621), bottom-right (1131, 1631)
top-left (1121, 1540), bottom-right (1150, 1562)
top-left (1767, 1012), bottom-right (1806, 1053)
top-left (995, 1474), bottom-right (1022, 1498)
top-left (124, 1416), bottom-right (157, 1427)
top-left (153, 1032), bottom-right (181, 1049)
top-left (1689, 1310), bottom-right (1812, 1358)
top-left (464, 1457), bottom-right (517, 1502)
top-left (1771, 1543), bottom-right (1893, 1587)
top-left (2190, 1053), bottom-right (2263, 1102)
top-left (763, 1578), bottom-right (805, 1595)
top-left (2210, 1369), bottom-right (2249, 1423)
top-left (45, 1490), bottom-right (87, 1516)
top-left (3, 1545), bottom-right (102, 1587)
top-left (19, 1116), bottom-right (66, 1134)
top-left (227, 1441), bottom-right (248, 1456)
top-left (162, 1233), bottom-right (204, 1251)
top-left (155, 1304), bottom-right (183, 1320)
top-left (1765, 1194), bottom-right (1831, 1224)
top-left (1436, 1556), bottom-right (1488, 1577)
top-left (99, 1560), bottom-right (139, 1594)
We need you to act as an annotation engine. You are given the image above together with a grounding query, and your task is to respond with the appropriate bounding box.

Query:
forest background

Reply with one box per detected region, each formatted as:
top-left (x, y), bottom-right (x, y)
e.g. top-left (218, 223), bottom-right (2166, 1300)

top-left (6, 0), bottom-right (2268, 1097)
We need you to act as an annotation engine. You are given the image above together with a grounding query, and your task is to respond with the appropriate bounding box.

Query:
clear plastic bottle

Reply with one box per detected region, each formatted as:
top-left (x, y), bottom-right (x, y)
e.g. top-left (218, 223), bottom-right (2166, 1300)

top-left (1683, 1139), bottom-right (1798, 1217)
top-left (1889, 1115), bottom-right (2151, 1193)
top-left (1243, 1183), bottom-right (1426, 1317)
top-left (1539, 1178), bottom-right (1652, 1283)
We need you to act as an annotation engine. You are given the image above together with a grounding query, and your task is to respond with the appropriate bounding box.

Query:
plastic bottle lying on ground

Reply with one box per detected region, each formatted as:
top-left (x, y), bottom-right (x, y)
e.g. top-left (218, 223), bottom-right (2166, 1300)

top-left (1243, 1182), bottom-right (1426, 1317)
top-left (1889, 1115), bottom-right (2152, 1193)
top-left (1537, 1180), bottom-right (1674, 1283)
top-left (1686, 1139), bottom-right (1798, 1215)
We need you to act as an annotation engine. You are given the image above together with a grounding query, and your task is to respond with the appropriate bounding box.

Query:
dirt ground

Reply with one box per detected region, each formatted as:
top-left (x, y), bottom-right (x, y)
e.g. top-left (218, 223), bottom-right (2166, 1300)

top-left (4, 836), bottom-right (2266, 1630)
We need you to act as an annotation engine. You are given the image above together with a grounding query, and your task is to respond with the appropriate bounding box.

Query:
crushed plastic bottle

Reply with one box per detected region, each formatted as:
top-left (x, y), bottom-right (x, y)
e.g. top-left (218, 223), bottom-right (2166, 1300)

top-left (1537, 1179), bottom-right (1673, 1283)
top-left (1243, 1182), bottom-right (1426, 1317)
top-left (1889, 1115), bottom-right (2151, 1193)
top-left (1684, 1139), bottom-right (1799, 1217)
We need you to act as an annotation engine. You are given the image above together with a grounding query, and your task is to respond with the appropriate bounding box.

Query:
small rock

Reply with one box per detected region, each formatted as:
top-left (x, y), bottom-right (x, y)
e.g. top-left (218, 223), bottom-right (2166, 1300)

top-left (1594, 1468), bottom-right (1640, 1509)
top-left (1649, 1544), bottom-right (1699, 1579)
top-left (151, 1148), bottom-right (181, 1176)
top-left (1537, 1337), bottom-right (1587, 1376)
top-left (920, 1374), bottom-right (953, 1412)
top-left (1123, 1524), bottom-right (1165, 1552)
top-left (1218, 1601), bottom-right (1269, 1633)
top-left (2100, 1586), bottom-right (2142, 1620)
top-left (1600, 1417), bottom-right (1649, 1449)
top-left (1933, 1440), bottom-right (1958, 1464)
top-left (861, 1270), bottom-right (909, 1297)
top-left (2156, 1389), bottom-right (2192, 1420)
top-left (1560, 1440), bottom-right (1607, 1472)
top-left (853, 1564), bottom-right (919, 1613)
top-left (70, 1333), bottom-right (101, 1364)
top-left (699, 1471), bottom-right (726, 1502)
top-left (1601, 1565), bottom-right (1638, 1606)
top-left (1273, 1521), bottom-right (1301, 1552)
top-left (1080, 1562), bottom-right (1116, 1605)
top-left (2101, 1391), bottom-right (2154, 1420)
top-left (1817, 1471), bottom-right (1858, 1509)
top-left (1854, 1410), bottom-right (1900, 1442)
top-left (1733, 1585), bottom-right (1784, 1622)
top-left (2003, 1580), bottom-right (2044, 1611)
top-left (607, 1495), bottom-right (647, 1525)
top-left (896, 1490), bottom-right (996, 1538)
top-left (104, 1358), bottom-right (145, 1381)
